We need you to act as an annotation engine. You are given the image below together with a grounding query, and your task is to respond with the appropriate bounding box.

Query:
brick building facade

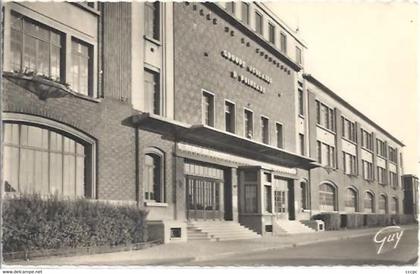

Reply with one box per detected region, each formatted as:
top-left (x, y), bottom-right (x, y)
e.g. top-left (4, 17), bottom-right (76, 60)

top-left (1, 2), bottom-right (413, 243)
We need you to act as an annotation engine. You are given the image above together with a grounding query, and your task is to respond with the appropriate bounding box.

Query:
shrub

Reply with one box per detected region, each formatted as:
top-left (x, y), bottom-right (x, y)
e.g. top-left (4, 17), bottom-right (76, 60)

top-left (344, 214), bottom-right (365, 229)
top-left (2, 194), bottom-right (148, 253)
top-left (311, 213), bottom-right (341, 230)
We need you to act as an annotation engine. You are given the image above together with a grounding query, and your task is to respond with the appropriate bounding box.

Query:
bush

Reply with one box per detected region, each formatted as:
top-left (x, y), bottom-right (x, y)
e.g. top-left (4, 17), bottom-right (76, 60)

top-left (311, 213), bottom-right (341, 230)
top-left (3, 194), bottom-right (148, 253)
top-left (344, 214), bottom-right (365, 229)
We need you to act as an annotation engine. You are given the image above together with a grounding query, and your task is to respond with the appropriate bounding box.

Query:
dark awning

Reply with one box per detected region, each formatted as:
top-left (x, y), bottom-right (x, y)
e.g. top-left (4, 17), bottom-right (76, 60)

top-left (131, 113), bottom-right (320, 169)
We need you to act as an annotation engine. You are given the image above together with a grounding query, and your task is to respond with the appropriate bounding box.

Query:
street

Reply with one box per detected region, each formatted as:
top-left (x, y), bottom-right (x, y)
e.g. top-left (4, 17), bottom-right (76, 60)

top-left (179, 228), bottom-right (418, 266)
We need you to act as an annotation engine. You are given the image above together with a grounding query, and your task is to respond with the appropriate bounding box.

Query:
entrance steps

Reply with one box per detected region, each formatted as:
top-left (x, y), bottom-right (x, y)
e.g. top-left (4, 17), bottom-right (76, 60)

top-left (187, 221), bottom-right (261, 241)
top-left (274, 220), bottom-right (317, 235)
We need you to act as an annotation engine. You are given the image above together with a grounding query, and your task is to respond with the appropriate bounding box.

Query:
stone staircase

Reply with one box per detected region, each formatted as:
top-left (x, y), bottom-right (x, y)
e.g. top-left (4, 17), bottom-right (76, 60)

top-left (274, 220), bottom-right (317, 235)
top-left (187, 221), bottom-right (261, 241)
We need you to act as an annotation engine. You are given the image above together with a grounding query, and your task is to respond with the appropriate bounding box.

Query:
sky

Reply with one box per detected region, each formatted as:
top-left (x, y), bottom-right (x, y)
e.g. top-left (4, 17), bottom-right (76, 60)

top-left (266, 1), bottom-right (418, 176)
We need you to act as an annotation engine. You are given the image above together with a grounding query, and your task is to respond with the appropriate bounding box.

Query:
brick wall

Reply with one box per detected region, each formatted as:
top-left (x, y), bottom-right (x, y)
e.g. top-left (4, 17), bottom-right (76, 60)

top-left (173, 3), bottom-right (297, 152)
top-left (3, 79), bottom-right (137, 201)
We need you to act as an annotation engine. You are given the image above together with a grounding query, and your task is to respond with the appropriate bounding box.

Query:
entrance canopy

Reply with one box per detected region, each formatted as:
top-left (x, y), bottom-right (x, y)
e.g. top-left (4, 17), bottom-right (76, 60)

top-left (131, 113), bottom-right (320, 170)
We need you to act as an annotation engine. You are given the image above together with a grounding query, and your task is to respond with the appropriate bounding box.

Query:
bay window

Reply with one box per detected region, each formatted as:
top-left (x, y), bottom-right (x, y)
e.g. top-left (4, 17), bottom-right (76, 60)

top-left (10, 12), bottom-right (62, 80)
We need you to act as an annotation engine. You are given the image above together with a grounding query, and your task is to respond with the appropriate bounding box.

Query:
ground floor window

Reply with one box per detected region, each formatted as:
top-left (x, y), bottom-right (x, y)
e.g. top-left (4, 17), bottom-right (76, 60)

top-left (3, 122), bottom-right (90, 197)
top-left (319, 183), bottom-right (336, 211)
top-left (264, 185), bottom-right (272, 213)
top-left (144, 148), bottom-right (165, 203)
top-left (300, 181), bottom-right (309, 210)
top-left (345, 188), bottom-right (358, 212)
top-left (391, 197), bottom-right (398, 214)
top-left (364, 191), bottom-right (375, 213)
top-left (378, 194), bottom-right (387, 214)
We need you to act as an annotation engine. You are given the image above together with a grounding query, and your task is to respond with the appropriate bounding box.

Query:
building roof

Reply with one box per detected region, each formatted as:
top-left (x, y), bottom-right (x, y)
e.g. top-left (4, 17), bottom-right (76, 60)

top-left (303, 73), bottom-right (405, 147)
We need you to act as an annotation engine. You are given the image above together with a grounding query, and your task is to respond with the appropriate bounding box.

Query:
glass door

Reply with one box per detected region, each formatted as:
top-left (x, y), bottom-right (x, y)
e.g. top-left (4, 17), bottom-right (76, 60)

top-left (186, 176), bottom-right (222, 220)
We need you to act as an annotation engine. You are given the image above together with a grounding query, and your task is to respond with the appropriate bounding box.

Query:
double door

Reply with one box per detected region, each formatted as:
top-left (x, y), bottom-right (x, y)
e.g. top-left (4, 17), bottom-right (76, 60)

top-left (186, 176), bottom-right (222, 220)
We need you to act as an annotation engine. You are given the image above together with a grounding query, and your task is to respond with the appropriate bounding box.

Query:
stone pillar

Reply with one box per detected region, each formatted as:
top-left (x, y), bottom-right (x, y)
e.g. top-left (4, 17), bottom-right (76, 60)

top-left (335, 108), bottom-right (343, 170)
top-left (355, 122), bottom-right (362, 177)
top-left (307, 90), bottom-right (318, 159)
top-left (372, 132), bottom-right (377, 182)
top-left (231, 167), bottom-right (239, 222)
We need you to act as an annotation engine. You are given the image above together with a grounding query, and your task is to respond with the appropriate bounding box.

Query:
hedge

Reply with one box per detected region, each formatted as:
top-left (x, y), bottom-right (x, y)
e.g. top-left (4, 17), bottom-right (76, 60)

top-left (3, 194), bottom-right (148, 253)
top-left (312, 213), bottom-right (416, 231)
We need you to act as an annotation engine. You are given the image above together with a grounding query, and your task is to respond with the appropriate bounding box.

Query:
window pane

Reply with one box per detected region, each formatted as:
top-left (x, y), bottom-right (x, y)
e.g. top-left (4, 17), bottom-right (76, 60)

top-left (63, 155), bottom-right (76, 196)
top-left (11, 28), bottom-right (22, 71)
top-left (4, 146), bottom-right (19, 192)
top-left (23, 35), bottom-right (37, 71)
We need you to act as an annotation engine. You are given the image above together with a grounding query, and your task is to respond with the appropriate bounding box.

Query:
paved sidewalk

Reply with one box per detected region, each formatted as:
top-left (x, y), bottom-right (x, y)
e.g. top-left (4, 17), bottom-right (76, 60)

top-left (5, 224), bottom-right (418, 266)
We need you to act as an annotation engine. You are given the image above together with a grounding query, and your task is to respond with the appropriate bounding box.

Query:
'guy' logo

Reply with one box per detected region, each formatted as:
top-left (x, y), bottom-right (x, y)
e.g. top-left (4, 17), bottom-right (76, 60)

top-left (373, 226), bottom-right (404, 254)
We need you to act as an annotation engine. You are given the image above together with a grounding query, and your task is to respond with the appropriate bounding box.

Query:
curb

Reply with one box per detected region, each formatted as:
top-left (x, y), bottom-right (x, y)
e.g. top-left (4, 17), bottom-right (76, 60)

top-left (191, 226), bottom-right (418, 263)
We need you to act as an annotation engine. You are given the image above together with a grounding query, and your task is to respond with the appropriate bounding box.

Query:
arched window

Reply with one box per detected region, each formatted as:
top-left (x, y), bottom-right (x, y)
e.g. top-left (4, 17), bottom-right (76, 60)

top-left (3, 122), bottom-right (93, 197)
top-left (319, 182), bottom-right (336, 211)
top-left (345, 187), bottom-right (358, 212)
top-left (300, 181), bottom-right (309, 210)
top-left (391, 197), bottom-right (399, 214)
top-left (143, 148), bottom-right (165, 203)
top-left (378, 194), bottom-right (388, 214)
top-left (364, 191), bottom-right (375, 213)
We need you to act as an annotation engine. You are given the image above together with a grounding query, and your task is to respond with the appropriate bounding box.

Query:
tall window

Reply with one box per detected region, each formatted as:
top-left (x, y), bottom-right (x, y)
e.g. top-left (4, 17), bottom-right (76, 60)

top-left (316, 101), bottom-right (335, 131)
top-left (244, 185), bottom-right (257, 213)
top-left (268, 23), bottom-right (275, 44)
top-left (342, 117), bottom-right (357, 142)
top-left (244, 109), bottom-right (253, 139)
top-left (71, 39), bottom-right (92, 96)
top-left (225, 2), bottom-right (235, 14)
top-left (261, 116), bottom-right (269, 144)
top-left (317, 141), bottom-right (336, 168)
top-left (391, 197), bottom-right (398, 214)
top-left (389, 146), bottom-right (397, 163)
top-left (280, 32), bottom-right (287, 53)
top-left (376, 139), bottom-right (386, 158)
top-left (319, 183), bottom-right (336, 211)
top-left (300, 181), bottom-right (309, 210)
top-left (343, 152), bottom-right (357, 175)
top-left (296, 46), bottom-right (302, 65)
top-left (389, 171), bottom-right (398, 188)
top-left (144, 1), bottom-right (160, 40)
top-left (144, 151), bottom-right (164, 203)
top-left (241, 2), bottom-right (250, 25)
top-left (364, 192), bottom-right (375, 213)
top-left (361, 129), bottom-right (373, 151)
top-left (275, 123), bottom-right (283, 149)
top-left (225, 101), bottom-right (235, 133)
top-left (378, 194), bottom-right (387, 214)
top-left (255, 11), bottom-right (263, 35)
top-left (202, 91), bottom-right (215, 127)
top-left (144, 69), bottom-right (161, 115)
top-left (362, 160), bottom-right (374, 181)
top-left (345, 188), bottom-right (358, 212)
top-left (377, 166), bottom-right (387, 184)
top-left (10, 13), bottom-right (62, 80)
top-left (298, 89), bottom-right (304, 116)
top-left (264, 185), bottom-right (272, 213)
top-left (3, 123), bottom-right (89, 197)
top-left (299, 133), bottom-right (305, 156)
